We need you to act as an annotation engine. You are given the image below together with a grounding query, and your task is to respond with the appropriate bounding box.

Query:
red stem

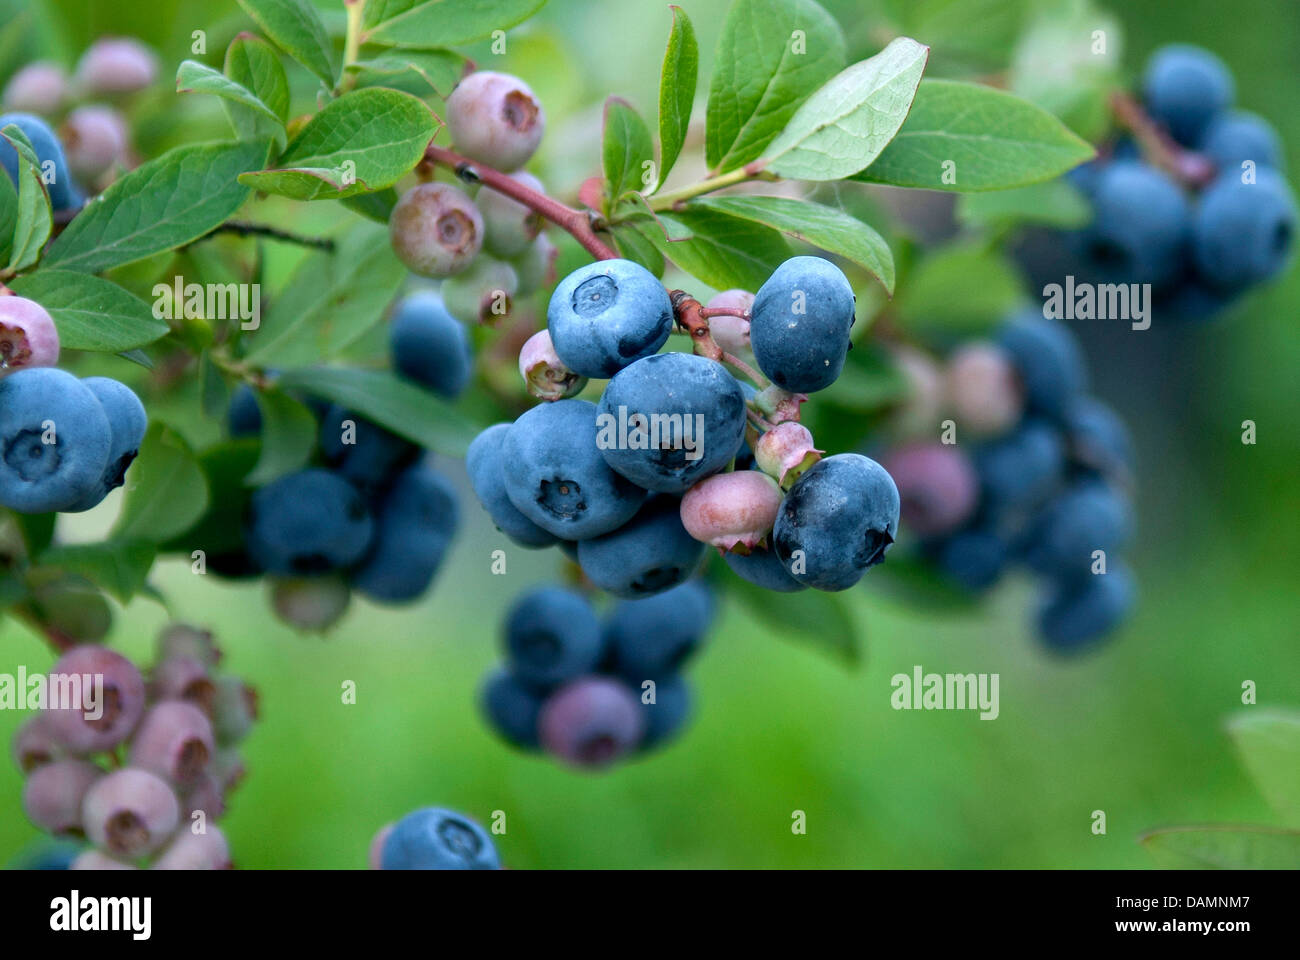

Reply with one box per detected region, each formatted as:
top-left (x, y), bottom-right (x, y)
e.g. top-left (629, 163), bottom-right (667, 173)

top-left (1109, 91), bottom-right (1216, 188)
top-left (699, 306), bottom-right (750, 320)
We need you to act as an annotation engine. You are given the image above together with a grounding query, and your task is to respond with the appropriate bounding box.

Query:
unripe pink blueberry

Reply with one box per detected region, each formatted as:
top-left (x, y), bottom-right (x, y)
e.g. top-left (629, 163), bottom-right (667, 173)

top-left (127, 700), bottom-right (216, 787)
top-left (156, 623), bottom-right (222, 667)
top-left (82, 768), bottom-right (179, 859)
top-left (945, 341), bottom-right (1024, 437)
top-left (539, 677), bottom-right (645, 770)
top-left (390, 182), bottom-right (484, 278)
top-left (3, 61), bottom-right (68, 113)
top-left (179, 772), bottom-right (226, 821)
top-left (61, 105), bottom-right (127, 181)
top-left (22, 759), bottom-right (103, 835)
top-left (0, 295), bottom-right (60, 375)
top-left (71, 850), bottom-right (137, 870)
top-left (211, 675), bottom-right (258, 747)
top-left (879, 442), bottom-right (979, 537)
top-left (888, 344), bottom-right (945, 438)
top-left (680, 470), bottom-right (784, 553)
top-left (43, 645), bottom-right (146, 754)
top-left (705, 289), bottom-right (754, 354)
top-left (754, 422), bottom-right (824, 488)
top-left (369, 823), bottom-right (394, 869)
top-left (441, 257), bottom-right (518, 325)
top-left (211, 748), bottom-right (246, 794)
top-left (151, 654), bottom-right (215, 714)
top-left (12, 713), bottom-right (61, 772)
top-left (478, 172), bottom-right (546, 257)
top-left (519, 329), bottom-right (587, 401)
top-left (74, 37), bottom-right (158, 95)
top-left (153, 826), bottom-right (231, 870)
top-left (445, 71), bottom-right (545, 172)
top-left (269, 574), bottom-right (351, 631)
top-left (511, 233), bottom-right (558, 296)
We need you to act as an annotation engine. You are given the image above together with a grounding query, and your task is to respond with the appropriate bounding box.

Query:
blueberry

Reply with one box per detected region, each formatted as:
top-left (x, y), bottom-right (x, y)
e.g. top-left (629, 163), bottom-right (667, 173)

top-left (603, 580), bottom-right (713, 683)
top-left (519, 329), bottom-right (587, 401)
top-left (547, 258), bottom-right (674, 380)
top-left (22, 760), bottom-right (103, 835)
top-left (477, 171), bottom-right (546, 257)
top-left (61, 105), bottom-right (127, 181)
top-left (512, 233), bottom-right (558, 296)
top-left (538, 677), bottom-right (645, 770)
top-left (0, 367), bottom-right (111, 514)
top-left (3, 62), bottom-right (68, 114)
top-left (974, 419), bottom-right (1065, 519)
top-left (43, 644), bottom-right (145, 754)
top-left (1022, 480), bottom-right (1131, 579)
top-left (1064, 397), bottom-right (1133, 479)
top-left (320, 406), bottom-right (418, 491)
top-left (389, 182), bottom-right (484, 278)
top-left (596, 352), bottom-right (747, 493)
top-left (502, 398), bottom-right (646, 540)
top-left (389, 291), bottom-right (473, 398)
top-left (945, 341), bottom-right (1024, 437)
top-left (725, 543), bottom-right (807, 592)
top-left (12, 713), bottom-right (61, 772)
top-left (0, 294), bottom-right (60, 374)
top-left (127, 701), bottom-right (215, 788)
top-left (211, 675), bottom-right (259, 747)
top-left (1142, 44), bottom-right (1234, 146)
top-left (227, 384), bottom-right (262, 437)
top-left (157, 623), bottom-right (223, 668)
top-left (996, 312), bottom-right (1087, 421)
top-left (578, 495), bottom-right (704, 598)
top-left (934, 527), bottom-right (1007, 591)
top-left (151, 654), bottom-right (216, 713)
top-left (9, 839), bottom-right (82, 871)
top-left (440, 256), bottom-right (519, 326)
top-left (381, 807), bottom-right (500, 870)
top-left (445, 70), bottom-right (544, 172)
top-left (502, 586), bottom-right (604, 690)
top-left (245, 468), bottom-right (374, 574)
top-left (466, 423), bottom-right (558, 548)
top-left (479, 667), bottom-right (544, 750)
top-left (1198, 110), bottom-right (1284, 173)
top-left (679, 470), bottom-right (783, 552)
top-left (0, 112), bottom-right (80, 211)
top-left (1038, 564), bottom-right (1135, 652)
top-left (74, 37), bottom-right (159, 96)
top-left (1074, 160), bottom-right (1191, 291)
top-left (749, 256), bottom-right (856, 393)
top-left (153, 827), bottom-right (231, 870)
top-left (1191, 169), bottom-right (1296, 294)
top-left (64, 377), bottom-right (146, 512)
top-left (639, 676), bottom-right (692, 751)
top-left (772, 453), bottom-right (900, 592)
top-left (880, 442), bottom-right (979, 538)
top-left (81, 768), bottom-right (180, 859)
top-left (352, 465), bottom-right (459, 603)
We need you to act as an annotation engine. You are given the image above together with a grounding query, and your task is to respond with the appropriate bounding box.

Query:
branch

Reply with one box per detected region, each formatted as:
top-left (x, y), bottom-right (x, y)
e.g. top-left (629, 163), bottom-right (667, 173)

top-left (1109, 91), bottom-right (1216, 189)
top-left (184, 221), bottom-right (337, 252)
top-left (424, 144), bottom-right (619, 260)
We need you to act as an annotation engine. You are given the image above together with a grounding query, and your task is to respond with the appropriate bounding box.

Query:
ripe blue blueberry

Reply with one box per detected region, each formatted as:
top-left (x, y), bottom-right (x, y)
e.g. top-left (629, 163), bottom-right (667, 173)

top-left (603, 580), bottom-right (713, 682)
top-left (352, 465), bottom-right (458, 603)
top-left (577, 495), bottom-right (705, 598)
top-left (381, 807), bottom-right (500, 870)
top-left (64, 377), bottom-right (146, 512)
top-left (503, 586), bottom-right (605, 690)
top-left (389, 291), bottom-right (474, 398)
top-left (1142, 44), bottom-right (1234, 146)
top-left (974, 419), bottom-right (1065, 520)
top-left (502, 398), bottom-right (646, 540)
top-left (466, 423), bottom-right (558, 548)
top-left (596, 352), bottom-right (747, 494)
top-left (538, 677), bottom-right (645, 770)
top-left (725, 543), bottom-right (807, 591)
top-left (0, 112), bottom-right (81, 211)
top-left (772, 453), bottom-right (900, 592)
top-left (227, 384), bottom-right (262, 437)
top-left (749, 256), bottom-right (856, 393)
top-left (996, 313), bottom-right (1087, 421)
top-left (479, 667), bottom-right (544, 750)
top-left (245, 468), bottom-right (374, 574)
top-left (1065, 397), bottom-right (1133, 480)
top-left (546, 259), bottom-right (673, 379)
top-left (1038, 565), bottom-right (1135, 653)
top-left (1022, 480), bottom-right (1132, 579)
top-left (0, 367), bottom-right (112, 514)
top-left (934, 526), bottom-right (1007, 591)
top-left (1191, 169), bottom-right (1297, 295)
top-left (1198, 110), bottom-right (1284, 173)
top-left (1075, 161), bottom-right (1191, 291)
top-left (639, 676), bottom-right (692, 751)
top-left (320, 406), bottom-right (418, 492)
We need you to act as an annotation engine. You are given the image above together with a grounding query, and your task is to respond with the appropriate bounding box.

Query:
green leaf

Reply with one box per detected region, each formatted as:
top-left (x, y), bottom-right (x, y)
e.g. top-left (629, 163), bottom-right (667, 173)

top-left (853, 79), bottom-right (1095, 192)
top-left (37, 540), bottom-right (157, 604)
top-left (341, 188), bottom-right (398, 224)
top-left (236, 0), bottom-right (337, 87)
top-left (158, 439), bottom-right (261, 558)
top-left (1139, 826), bottom-right (1300, 869)
top-left (1226, 710), bottom-right (1300, 827)
top-left (361, 0), bottom-right (547, 47)
top-left (344, 48), bottom-right (466, 97)
top-left (224, 33), bottom-right (291, 145)
top-left (8, 271), bottom-right (170, 352)
top-left (689, 195), bottom-right (895, 294)
top-left (636, 208), bottom-right (789, 291)
top-left (611, 224), bottom-right (665, 278)
top-left (656, 6), bottom-right (698, 190)
top-left (895, 240), bottom-right (1023, 335)
top-left (0, 154), bottom-right (16, 264)
top-left (44, 140), bottom-right (271, 274)
top-left (706, 0), bottom-right (846, 173)
top-left (113, 422), bottom-right (210, 544)
top-left (246, 220), bottom-right (406, 365)
top-left (15, 511), bottom-right (56, 557)
top-left (956, 178), bottom-right (1091, 229)
top-left (238, 88), bottom-right (438, 201)
top-left (602, 97), bottom-right (654, 213)
top-left (881, 0), bottom-right (1032, 75)
top-left (176, 59), bottom-right (284, 127)
top-left (199, 354), bottom-right (231, 421)
top-left (729, 574), bottom-right (860, 664)
top-left (275, 367), bottom-right (479, 456)
top-left (245, 390), bottom-right (317, 486)
top-left (762, 37), bottom-right (929, 181)
top-left (1, 125), bottom-right (52, 272)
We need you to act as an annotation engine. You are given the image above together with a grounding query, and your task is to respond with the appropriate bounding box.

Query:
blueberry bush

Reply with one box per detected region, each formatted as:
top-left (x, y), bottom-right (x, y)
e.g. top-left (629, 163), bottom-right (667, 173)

top-left (1, 0), bottom-right (1297, 870)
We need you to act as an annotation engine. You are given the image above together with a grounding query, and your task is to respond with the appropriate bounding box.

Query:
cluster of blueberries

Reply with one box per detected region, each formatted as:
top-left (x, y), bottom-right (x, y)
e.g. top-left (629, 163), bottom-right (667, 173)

top-left (0, 296), bottom-right (147, 516)
top-left (218, 291), bottom-right (472, 628)
top-left (14, 625), bottom-right (252, 870)
top-left (370, 806), bottom-right (501, 870)
top-left (883, 312), bottom-right (1135, 652)
top-left (479, 581), bottom-right (712, 769)
top-left (1060, 44), bottom-right (1295, 321)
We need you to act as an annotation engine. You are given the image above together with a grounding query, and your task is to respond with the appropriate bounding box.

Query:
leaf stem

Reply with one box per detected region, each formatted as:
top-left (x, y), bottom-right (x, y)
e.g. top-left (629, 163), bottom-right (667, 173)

top-left (1109, 90), bottom-right (1215, 188)
top-left (343, 0), bottom-right (367, 71)
top-left (424, 143), bottom-right (619, 260)
top-left (649, 161), bottom-right (773, 211)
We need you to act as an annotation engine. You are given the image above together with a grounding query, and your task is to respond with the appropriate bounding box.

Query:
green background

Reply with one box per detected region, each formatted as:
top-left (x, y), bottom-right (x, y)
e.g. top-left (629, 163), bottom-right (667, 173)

top-left (2, 0), bottom-right (1298, 868)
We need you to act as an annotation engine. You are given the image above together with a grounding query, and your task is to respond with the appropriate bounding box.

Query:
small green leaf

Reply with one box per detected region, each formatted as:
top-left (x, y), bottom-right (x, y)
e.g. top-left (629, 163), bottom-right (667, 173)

top-left (275, 367), bottom-right (478, 457)
top-left (15, 511), bottom-right (56, 557)
top-left (1226, 710), bottom-right (1300, 827)
top-left (344, 48), bottom-right (467, 97)
top-left (177, 59), bottom-right (284, 127)
top-left (729, 574), bottom-right (860, 664)
top-left (224, 33), bottom-right (291, 145)
top-left (762, 37), bottom-right (930, 181)
top-left (361, 0), bottom-right (548, 47)
top-left (611, 224), bottom-right (665, 278)
top-left (236, 0), bottom-right (337, 86)
top-left (706, 0), bottom-right (846, 173)
top-left (238, 88), bottom-right (438, 201)
top-left (1139, 826), bottom-right (1300, 870)
top-left (9, 270), bottom-right (170, 352)
top-left (637, 208), bottom-right (789, 292)
top-left (37, 541), bottom-right (158, 605)
top-left (956, 178), bottom-right (1091, 229)
top-left (340, 188), bottom-right (398, 224)
top-left (0, 155), bottom-right (16, 264)
top-left (656, 6), bottom-right (698, 190)
top-left (853, 79), bottom-right (1096, 192)
top-left (602, 97), bottom-right (654, 213)
top-left (159, 440), bottom-right (261, 559)
top-left (895, 240), bottom-right (1023, 335)
top-left (200, 354), bottom-right (231, 421)
top-left (245, 390), bottom-right (317, 486)
top-left (689, 195), bottom-right (895, 294)
top-left (113, 422), bottom-right (210, 544)
top-left (44, 140), bottom-right (272, 274)
top-left (1, 125), bottom-right (52, 272)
